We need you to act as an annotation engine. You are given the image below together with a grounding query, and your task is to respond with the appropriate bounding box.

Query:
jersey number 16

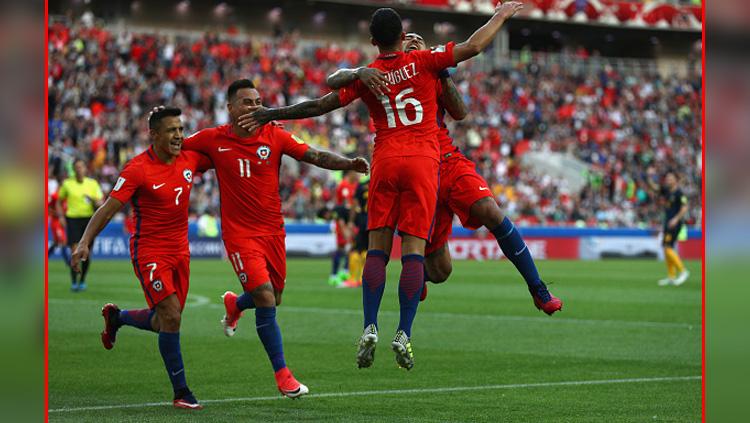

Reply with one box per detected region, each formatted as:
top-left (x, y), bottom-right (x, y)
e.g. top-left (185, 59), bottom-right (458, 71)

top-left (379, 88), bottom-right (423, 128)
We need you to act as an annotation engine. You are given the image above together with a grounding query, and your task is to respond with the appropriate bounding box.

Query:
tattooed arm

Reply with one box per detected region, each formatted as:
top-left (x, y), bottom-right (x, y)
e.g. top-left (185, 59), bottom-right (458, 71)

top-left (238, 92), bottom-right (343, 133)
top-left (327, 67), bottom-right (390, 96)
top-left (439, 75), bottom-right (467, 120)
top-left (300, 147), bottom-right (370, 173)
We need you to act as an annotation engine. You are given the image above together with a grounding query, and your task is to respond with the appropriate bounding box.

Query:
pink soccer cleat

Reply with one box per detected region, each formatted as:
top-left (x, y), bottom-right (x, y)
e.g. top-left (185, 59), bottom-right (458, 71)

top-left (220, 291), bottom-right (243, 337)
top-left (275, 367), bottom-right (309, 399)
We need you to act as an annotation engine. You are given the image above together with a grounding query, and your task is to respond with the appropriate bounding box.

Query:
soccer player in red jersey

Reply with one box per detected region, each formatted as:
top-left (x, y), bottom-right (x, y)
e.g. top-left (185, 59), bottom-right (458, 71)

top-left (71, 108), bottom-right (212, 410)
top-left (239, 3), bottom-right (524, 370)
top-left (181, 79), bottom-right (369, 398)
top-left (329, 171), bottom-right (359, 286)
top-left (47, 189), bottom-right (69, 263)
top-left (397, 33), bottom-right (561, 314)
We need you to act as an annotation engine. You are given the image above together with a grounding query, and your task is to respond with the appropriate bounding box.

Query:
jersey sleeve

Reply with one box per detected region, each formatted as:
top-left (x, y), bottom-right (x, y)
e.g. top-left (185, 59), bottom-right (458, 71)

top-left (274, 126), bottom-right (311, 160)
top-left (183, 127), bottom-right (214, 153)
top-left (109, 162), bottom-right (143, 205)
top-left (417, 41), bottom-right (457, 74)
top-left (338, 80), bottom-right (365, 106)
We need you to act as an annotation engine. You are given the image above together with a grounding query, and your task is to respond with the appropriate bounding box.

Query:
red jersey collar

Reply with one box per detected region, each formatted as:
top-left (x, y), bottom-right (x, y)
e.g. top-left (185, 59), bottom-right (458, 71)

top-left (222, 124), bottom-right (263, 143)
top-left (377, 50), bottom-right (403, 60)
top-left (147, 145), bottom-right (177, 165)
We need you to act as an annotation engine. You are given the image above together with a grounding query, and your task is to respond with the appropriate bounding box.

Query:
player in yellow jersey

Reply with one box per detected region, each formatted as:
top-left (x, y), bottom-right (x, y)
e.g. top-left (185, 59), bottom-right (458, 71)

top-left (57, 159), bottom-right (103, 291)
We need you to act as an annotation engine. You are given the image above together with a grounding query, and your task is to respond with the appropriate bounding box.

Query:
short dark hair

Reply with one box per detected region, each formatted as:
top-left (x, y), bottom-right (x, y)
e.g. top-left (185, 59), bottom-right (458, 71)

top-left (228, 79), bottom-right (255, 102)
top-left (148, 107), bottom-right (181, 129)
top-left (370, 8), bottom-right (403, 47)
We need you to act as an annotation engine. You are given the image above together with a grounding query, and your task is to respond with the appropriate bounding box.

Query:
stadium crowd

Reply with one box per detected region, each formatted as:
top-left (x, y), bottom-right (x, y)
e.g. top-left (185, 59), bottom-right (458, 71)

top-left (47, 21), bottom-right (701, 228)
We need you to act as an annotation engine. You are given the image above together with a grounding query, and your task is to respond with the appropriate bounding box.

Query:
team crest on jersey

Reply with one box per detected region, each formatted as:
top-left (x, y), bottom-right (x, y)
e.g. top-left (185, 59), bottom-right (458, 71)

top-left (152, 280), bottom-right (163, 292)
top-left (257, 145), bottom-right (271, 160)
top-left (238, 272), bottom-right (248, 284)
top-left (183, 169), bottom-right (193, 183)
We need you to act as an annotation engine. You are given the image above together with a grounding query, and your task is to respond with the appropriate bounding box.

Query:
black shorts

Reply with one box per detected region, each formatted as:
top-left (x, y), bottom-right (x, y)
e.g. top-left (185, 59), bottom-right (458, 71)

top-left (66, 217), bottom-right (91, 246)
top-left (662, 221), bottom-right (683, 248)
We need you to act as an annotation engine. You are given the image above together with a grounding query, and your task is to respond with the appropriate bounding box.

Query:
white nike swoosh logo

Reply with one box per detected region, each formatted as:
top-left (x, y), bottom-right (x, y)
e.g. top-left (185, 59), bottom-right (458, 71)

top-left (514, 245), bottom-right (527, 256)
top-left (171, 368), bottom-right (184, 376)
top-left (479, 187), bottom-right (490, 191)
top-left (218, 147), bottom-right (232, 152)
top-left (152, 183), bottom-right (165, 189)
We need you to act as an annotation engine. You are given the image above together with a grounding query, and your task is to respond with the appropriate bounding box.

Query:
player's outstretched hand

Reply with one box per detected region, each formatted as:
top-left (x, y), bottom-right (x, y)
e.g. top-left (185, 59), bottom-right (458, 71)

top-left (495, 1), bottom-right (524, 19)
top-left (71, 243), bottom-right (90, 273)
top-left (350, 157), bottom-right (370, 174)
top-left (357, 68), bottom-right (391, 96)
top-left (238, 107), bottom-right (271, 133)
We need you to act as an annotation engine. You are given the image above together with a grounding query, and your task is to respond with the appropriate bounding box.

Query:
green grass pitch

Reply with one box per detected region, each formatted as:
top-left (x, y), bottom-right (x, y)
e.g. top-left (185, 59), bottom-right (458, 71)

top-left (48, 258), bottom-right (701, 422)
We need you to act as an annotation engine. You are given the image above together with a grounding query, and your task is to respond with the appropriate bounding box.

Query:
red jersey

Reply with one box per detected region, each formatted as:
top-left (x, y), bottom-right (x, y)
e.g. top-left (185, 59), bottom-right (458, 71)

top-left (48, 191), bottom-right (65, 223)
top-left (109, 146), bottom-right (212, 258)
top-left (339, 42), bottom-right (456, 163)
top-left (435, 80), bottom-right (460, 157)
top-left (183, 124), bottom-right (310, 239)
top-left (336, 179), bottom-right (357, 207)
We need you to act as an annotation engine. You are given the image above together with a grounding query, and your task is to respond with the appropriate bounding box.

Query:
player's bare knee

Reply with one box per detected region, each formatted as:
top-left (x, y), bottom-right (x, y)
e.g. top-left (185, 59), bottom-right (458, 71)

top-left (471, 197), bottom-right (505, 229)
top-left (429, 261), bottom-right (452, 283)
top-left (251, 283), bottom-right (276, 308)
top-left (156, 308), bottom-right (181, 332)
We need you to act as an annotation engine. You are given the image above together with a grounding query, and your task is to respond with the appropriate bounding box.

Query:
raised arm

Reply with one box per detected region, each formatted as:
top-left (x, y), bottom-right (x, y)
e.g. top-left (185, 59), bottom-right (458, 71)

top-left (327, 67), bottom-right (390, 96)
top-left (453, 1), bottom-right (523, 64)
top-left (439, 73), bottom-right (467, 121)
top-left (71, 197), bottom-right (124, 272)
top-left (238, 92), bottom-right (344, 133)
top-left (300, 146), bottom-right (370, 174)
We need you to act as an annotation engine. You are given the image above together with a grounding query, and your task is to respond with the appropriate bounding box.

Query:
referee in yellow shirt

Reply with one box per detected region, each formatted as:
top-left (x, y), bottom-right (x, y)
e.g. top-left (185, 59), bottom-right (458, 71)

top-left (57, 159), bottom-right (103, 291)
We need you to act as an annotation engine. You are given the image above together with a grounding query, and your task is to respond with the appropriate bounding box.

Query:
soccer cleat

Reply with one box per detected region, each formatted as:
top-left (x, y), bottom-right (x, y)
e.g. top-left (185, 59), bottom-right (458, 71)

top-left (70, 283), bottom-right (79, 292)
top-left (530, 282), bottom-right (563, 316)
top-left (328, 275), bottom-right (342, 287)
top-left (658, 277), bottom-right (674, 286)
top-left (391, 330), bottom-right (414, 370)
top-left (78, 282), bottom-right (88, 291)
top-left (337, 278), bottom-right (362, 288)
top-left (336, 269), bottom-right (350, 282)
top-left (100, 303), bottom-right (121, 350)
top-left (420, 282), bottom-right (428, 302)
top-left (173, 391), bottom-right (203, 410)
top-left (274, 367), bottom-right (309, 399)
top-left (356, 324), bottom-right (378, 368)
top-left (673, 270), bottom-right (690, 286)
top-left (220, 291), bottom-right (243, 337)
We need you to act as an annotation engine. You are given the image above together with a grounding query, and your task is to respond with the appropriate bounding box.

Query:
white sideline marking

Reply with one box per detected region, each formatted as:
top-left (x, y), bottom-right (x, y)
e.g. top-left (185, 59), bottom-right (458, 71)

top-left (49, 375), bottom-right (700, 413)
top-left (48, 299), bottom-right (698, 330)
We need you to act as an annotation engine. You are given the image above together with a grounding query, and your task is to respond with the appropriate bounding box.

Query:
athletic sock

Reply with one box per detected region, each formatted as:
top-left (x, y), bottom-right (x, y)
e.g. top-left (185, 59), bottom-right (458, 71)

top-left (80, 259), bottom-right (91, 284)
top-left (119, 308), bottom-right (156, 332)
top-left (397, 254), bottom-right (424, 337)
top-left (236, 292), bottom-right (256, 311)
top-left (362, 250), bottom-right (388, 329)
top-left (158, 332), bottom-right (187, 393)
top-left (490, 217), bottom-right (544, 293)
top-left (332, 250), bottom-right (342, 276)
top-left (255, 307), bottom-right (286, 372)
